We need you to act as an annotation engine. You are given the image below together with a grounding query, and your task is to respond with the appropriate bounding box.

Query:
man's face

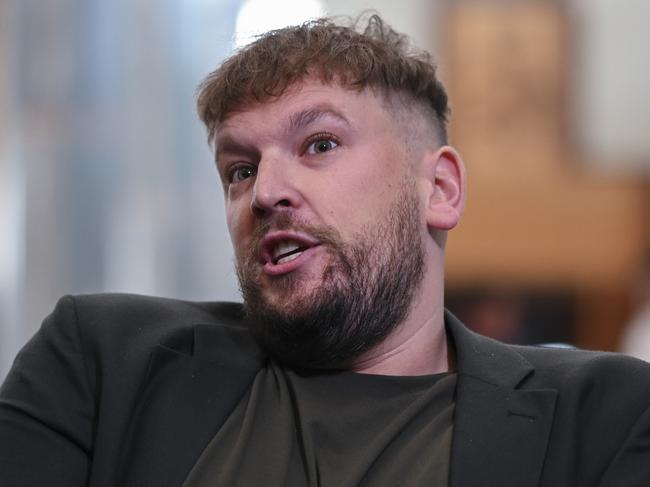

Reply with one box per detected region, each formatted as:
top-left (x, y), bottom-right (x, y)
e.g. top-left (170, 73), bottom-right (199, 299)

top-left (215, 80), bottom-right (427, 368)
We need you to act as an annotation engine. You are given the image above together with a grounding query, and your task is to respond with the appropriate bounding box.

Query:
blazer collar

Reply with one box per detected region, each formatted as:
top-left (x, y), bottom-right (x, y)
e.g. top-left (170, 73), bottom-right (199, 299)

top-left (118, 320), bottom-right (266, 486)
top-left (446, 310), bottom-right (558, 487)
top-left (446, 309), bottom-right (534, 388)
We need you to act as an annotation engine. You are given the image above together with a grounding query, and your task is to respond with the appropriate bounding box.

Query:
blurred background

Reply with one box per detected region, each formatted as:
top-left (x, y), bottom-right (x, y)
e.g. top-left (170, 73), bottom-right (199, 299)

top-left (1, 0), bottom-right (649, 378)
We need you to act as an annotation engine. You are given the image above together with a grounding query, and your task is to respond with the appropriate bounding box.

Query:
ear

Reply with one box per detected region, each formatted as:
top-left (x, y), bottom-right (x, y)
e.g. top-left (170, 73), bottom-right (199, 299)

top-left (421, 146), bottom-right (466, 231)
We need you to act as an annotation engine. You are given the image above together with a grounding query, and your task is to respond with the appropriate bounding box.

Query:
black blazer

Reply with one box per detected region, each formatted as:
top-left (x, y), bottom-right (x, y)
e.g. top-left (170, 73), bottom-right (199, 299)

top-left (1, 294), bottom-right (650, 486)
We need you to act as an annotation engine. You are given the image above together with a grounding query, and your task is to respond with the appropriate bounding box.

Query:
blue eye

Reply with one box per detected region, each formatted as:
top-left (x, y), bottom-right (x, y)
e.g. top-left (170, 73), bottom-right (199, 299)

top-left (307, 138), bottom-right (338, 155)
top-left (230, 165), bottom-right (256, 183)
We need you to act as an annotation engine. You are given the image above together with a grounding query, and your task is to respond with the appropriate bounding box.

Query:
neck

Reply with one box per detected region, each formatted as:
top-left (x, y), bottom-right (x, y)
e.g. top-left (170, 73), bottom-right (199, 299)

top-left (350, 266), bottom-right (449, 376)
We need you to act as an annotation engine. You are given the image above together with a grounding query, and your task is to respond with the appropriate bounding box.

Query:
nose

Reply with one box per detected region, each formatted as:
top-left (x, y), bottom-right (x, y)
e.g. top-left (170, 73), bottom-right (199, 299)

top-left (250, 157), bottom-right (301, 218)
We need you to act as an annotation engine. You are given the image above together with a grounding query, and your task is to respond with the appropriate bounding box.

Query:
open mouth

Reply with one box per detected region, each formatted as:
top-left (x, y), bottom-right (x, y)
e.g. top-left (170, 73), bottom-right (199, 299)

top-left (272, 240), bottom-right (307, 265)
top-left (259, 231), bottom-right (320, 269)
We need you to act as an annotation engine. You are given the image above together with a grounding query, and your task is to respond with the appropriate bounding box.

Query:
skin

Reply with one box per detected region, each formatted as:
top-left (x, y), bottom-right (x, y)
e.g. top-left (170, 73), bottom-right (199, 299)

top-left (215, 78), bottom-right (466, 376)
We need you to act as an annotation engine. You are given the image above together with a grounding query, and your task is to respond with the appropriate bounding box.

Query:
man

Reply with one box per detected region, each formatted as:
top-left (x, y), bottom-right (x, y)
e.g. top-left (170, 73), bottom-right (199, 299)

top-left (1, 14), bottom-right (650, 487)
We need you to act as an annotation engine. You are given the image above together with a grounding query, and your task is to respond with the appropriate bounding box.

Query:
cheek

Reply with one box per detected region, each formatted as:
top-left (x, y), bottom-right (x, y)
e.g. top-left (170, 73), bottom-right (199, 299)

top-left (329, 153), bottom-right (400, 198)
top-left (347, 169), bottom-right (405, 210)
top-left (226, 203), bottom-right (251, 255)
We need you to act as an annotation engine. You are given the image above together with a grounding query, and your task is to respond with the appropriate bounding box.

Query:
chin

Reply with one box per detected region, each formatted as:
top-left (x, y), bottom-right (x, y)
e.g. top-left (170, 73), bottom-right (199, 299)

top-left (262, 279), bottom-right (321, 313)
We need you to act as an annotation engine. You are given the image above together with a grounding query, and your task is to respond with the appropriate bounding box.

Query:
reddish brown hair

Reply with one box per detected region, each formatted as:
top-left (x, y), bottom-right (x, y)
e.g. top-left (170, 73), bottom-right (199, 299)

top-left (197, 14), bottom-right (449, 145)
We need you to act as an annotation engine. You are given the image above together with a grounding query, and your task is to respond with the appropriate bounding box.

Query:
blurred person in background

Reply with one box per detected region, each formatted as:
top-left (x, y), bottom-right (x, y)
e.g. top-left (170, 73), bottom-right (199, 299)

top-left (2, 14), bottom-right (650, 487)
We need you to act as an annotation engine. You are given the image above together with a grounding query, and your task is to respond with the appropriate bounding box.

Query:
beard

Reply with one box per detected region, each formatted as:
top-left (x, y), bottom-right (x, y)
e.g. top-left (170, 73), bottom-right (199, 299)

top-left (236, 181), bottom-right (425, 370)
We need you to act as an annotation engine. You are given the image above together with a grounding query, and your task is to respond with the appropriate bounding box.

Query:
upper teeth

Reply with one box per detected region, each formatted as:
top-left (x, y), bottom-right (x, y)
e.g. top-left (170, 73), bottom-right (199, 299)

top-left (272, 240), bottom-right (302, 261)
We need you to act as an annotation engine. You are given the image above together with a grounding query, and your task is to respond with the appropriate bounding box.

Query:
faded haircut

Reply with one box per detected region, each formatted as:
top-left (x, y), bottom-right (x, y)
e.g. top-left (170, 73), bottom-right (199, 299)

top-left (197, 13), bottom-right (450, 146)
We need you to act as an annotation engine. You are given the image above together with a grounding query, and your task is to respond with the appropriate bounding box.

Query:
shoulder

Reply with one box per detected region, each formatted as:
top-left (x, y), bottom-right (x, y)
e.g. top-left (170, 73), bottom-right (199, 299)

top-left (508, 345), bottom-right (650, 482)
top-left (448, 308), bottom-right (650, 394)
top-left (54, 293), bottom-right (247, 347)
top-left (508, 343), bottom-right (650, 445)
top-left (26, 294), bottom-right (254, 389)
top-left (511, 342), bottom-right (650, 392)
top-left (0, 295), bottom-right (257, 484)
top-left (7, 293), bottom-right (258, 413)
top-left (449, 309), bottom-right (650, 416)
top-left (453, 319), bottom-right (650, 475)
top-left (68, 292), bottom-right (245, 327)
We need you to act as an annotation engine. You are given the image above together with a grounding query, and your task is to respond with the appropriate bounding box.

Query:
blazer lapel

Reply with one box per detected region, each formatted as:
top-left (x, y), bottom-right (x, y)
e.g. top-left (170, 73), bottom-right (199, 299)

top-left (118, 322), bottom-right (265, 486)
top-left (446, 312), bottom-right (557, 487)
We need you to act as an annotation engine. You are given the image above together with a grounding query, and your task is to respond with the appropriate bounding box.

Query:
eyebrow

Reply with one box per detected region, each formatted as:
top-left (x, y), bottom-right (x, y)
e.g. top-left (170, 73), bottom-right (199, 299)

top-left (287, 106), bottom-right (350, 133)
top-left (214, 136), bottom-right (257, 166)
top-left (215, 105), bottom-right (351, 164)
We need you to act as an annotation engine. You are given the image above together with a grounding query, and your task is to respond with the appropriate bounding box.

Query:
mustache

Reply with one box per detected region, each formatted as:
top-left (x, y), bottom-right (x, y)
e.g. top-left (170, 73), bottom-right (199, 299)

top-left (236, 212), bottom-right (358, 292)
top-left (248, 213), bottom-right (345, 254)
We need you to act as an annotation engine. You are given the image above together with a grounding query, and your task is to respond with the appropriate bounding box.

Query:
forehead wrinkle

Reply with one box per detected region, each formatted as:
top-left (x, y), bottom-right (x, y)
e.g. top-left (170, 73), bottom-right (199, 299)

top-left (215, 104), bottom-right (350, 155)
top-left (286, 105), bottom-right (351, 134)
top-left (215, 98), bottom-right (358, 166)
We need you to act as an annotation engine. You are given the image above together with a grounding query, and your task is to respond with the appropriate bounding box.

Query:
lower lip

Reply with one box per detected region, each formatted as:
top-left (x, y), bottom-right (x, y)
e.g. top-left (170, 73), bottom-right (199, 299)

top-left (263, 245), bottom-right (321, 276)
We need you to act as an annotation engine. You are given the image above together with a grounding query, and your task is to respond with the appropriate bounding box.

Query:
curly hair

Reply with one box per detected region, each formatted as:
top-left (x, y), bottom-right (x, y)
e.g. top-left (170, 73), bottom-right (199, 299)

top-left (197, 13), bottom-right (449, 145)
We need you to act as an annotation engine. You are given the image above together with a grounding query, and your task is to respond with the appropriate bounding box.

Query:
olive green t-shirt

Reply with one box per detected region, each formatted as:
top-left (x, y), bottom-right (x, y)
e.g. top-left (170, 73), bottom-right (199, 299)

top-left (184, 361), bottom-right (456, 487)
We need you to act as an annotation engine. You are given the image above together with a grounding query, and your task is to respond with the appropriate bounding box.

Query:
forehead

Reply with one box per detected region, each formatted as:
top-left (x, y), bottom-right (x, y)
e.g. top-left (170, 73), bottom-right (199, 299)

top-left (215, 80), bottom-right (392, 140)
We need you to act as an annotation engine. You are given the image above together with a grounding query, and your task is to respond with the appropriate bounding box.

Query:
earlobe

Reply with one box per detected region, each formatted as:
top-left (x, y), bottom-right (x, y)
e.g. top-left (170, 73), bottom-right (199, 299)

top-left (424, 146), bottom-right (466, 231)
